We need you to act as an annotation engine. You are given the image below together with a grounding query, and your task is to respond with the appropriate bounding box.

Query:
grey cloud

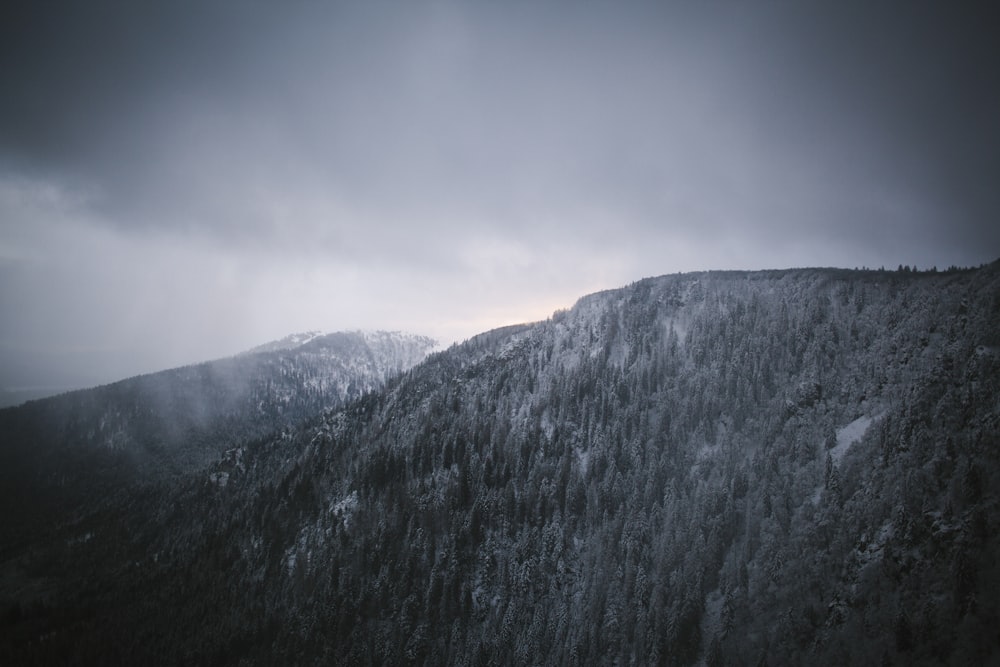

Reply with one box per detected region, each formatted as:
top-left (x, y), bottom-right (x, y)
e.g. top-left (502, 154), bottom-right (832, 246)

top-left (1, 0), bottom-right (999, 389)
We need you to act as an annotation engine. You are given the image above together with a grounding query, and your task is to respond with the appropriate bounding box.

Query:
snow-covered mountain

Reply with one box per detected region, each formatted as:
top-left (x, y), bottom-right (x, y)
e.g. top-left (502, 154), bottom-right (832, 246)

top-left (240, 330), bottom-right (329, 355)
top-left (2, 265), bottom-right (999, 665)
top-left (243, 330), bottom-right (439, 359)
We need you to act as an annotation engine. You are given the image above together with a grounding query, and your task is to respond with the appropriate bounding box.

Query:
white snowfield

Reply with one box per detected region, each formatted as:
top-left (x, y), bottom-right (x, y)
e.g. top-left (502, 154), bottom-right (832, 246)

top-left (830, 413), bottom-right (884, 464)
top-left (812, 412), bottom-right (884, 505)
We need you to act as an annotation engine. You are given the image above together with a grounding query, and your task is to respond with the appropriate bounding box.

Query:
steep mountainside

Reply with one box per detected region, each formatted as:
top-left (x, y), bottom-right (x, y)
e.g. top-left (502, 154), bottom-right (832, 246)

top-left (2, 266), bottom-right (999, 665)
top-left (0, 331), bottom-right (435, 545)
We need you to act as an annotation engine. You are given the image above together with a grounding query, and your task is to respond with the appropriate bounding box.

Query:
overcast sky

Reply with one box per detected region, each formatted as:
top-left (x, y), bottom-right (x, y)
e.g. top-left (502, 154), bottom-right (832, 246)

top-left (1, 0), bottom-right (998, 391)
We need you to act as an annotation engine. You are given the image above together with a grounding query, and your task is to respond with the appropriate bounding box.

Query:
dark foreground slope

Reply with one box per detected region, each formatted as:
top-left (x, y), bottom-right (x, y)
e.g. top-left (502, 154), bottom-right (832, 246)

top-left (3, 266), bottom-right (999, 665)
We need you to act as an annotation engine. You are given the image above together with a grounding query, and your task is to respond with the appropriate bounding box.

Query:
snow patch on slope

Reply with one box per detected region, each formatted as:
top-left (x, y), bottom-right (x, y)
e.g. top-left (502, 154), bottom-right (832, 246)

top-left (812, 412), bottom-right (885, 505)
top-left (330, 491), bottom-right (359, 529)
top-left (829, 413), bottom-right (883, 464)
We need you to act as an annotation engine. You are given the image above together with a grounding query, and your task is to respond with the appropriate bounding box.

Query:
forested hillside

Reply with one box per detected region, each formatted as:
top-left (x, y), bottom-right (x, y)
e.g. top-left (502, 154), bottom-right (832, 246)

top-left (2, 266), bottom-right (999, 665)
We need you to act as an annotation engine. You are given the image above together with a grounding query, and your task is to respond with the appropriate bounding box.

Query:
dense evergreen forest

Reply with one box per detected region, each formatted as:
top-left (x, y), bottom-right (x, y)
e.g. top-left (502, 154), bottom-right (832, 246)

top-left (2, 265), bottom-right (999, 665)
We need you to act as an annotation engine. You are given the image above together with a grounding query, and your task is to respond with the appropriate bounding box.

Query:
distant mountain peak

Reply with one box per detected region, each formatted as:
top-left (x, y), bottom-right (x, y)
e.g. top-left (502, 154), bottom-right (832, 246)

top-left (241, 329), bottom-right (438, 357)
top-left (239, 330), bottom-right (328, 355)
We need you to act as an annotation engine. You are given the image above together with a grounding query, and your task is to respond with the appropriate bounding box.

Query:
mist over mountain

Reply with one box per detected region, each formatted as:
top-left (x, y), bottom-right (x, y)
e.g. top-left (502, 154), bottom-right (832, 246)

top-left (2, 265), bottom-right (999, 665)
top-left (0, 388), bottom-right (68, 410)
top-left (0, 330), bottom-right (435, 546)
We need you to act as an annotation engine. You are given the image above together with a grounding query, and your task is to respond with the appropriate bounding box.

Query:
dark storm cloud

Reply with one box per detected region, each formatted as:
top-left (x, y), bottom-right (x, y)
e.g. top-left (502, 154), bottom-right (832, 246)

top-left (1, 0), bottom-right (999, 389)
top-left (4, 1), bottom-right (997, 250)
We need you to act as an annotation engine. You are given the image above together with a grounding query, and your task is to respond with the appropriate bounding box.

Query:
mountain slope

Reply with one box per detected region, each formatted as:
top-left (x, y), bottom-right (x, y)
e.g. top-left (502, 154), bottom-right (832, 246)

top-left (3, 266), bottom-right (999, 665)
top-left (0, 330), bottom-right (435, 546)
